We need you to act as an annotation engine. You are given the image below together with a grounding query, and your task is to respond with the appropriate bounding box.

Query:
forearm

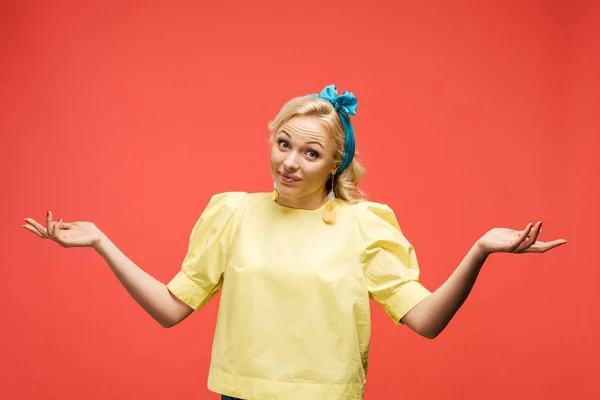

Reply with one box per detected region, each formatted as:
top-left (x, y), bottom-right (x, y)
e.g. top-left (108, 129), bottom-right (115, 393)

top-left (412, 244), bottom-right (488, 338)
top-left (93, 234), bottom-right (192, 328)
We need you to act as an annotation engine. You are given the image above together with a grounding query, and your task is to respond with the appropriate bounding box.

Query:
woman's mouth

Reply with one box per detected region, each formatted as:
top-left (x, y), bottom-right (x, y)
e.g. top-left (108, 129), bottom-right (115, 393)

top-left (279, 172), bottom-right (300, 183)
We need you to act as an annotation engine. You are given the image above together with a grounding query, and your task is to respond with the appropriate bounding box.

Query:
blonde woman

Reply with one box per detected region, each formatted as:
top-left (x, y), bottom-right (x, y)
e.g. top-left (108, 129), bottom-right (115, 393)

top-left (23, 85), bottom-right (567, 400)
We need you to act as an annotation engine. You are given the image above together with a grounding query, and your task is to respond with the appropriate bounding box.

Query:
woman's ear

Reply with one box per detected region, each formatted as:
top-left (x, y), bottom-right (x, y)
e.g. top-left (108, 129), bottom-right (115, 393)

top-left (332, 162), bottom-right (341, 176)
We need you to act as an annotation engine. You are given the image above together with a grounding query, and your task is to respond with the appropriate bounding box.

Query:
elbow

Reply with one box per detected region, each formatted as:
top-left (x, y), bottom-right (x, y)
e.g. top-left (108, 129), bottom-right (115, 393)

top-left (415, 315), bottom-right (446, 339)
top-left (158, 320), bottom-right (180, 328)
top-left (415, 320), bottom-right (443, 339)
top-left (421, 329), bottom-right (441, 340)
top-left (158, 317), bottom-right (180, 329)
top-left (160, 321), bottom-right (175, 329)
top-left (156, 302), bottom-right (193, 328)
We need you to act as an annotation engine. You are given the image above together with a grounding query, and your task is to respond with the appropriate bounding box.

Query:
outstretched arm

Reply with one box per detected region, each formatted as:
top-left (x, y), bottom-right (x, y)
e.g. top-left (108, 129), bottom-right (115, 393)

top-left (401, 221), bottom-right (567, 339)
top-left (23, 211), bottom-right (194, 328)
top-left (94, 235), bottom-right (194, 328)
top-left (401, 243), bottom-right (487, 338)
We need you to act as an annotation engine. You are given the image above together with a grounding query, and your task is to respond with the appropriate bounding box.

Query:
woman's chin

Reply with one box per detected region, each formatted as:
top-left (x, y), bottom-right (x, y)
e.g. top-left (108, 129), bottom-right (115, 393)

top-left (277, 186), bottom-right (296, 196)
top-left (277, 185), bottom-right (304, 199)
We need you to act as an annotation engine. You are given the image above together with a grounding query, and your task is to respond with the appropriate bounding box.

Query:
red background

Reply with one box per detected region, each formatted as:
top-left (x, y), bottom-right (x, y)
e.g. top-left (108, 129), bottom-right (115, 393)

top-left (2, 1), bottom-right (598, 399)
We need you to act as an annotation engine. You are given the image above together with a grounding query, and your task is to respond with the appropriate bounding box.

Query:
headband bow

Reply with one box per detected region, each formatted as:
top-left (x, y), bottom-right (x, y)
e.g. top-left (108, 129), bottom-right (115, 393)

top-left (309, 84), bottom-right (358, 176)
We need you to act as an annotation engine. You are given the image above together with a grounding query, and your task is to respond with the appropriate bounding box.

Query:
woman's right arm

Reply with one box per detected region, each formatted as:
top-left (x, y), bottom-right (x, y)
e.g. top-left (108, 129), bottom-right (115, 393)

top-left (23, 211), bottom-right (193, 328)
top-left (93, 235), bottom-right (194, 328)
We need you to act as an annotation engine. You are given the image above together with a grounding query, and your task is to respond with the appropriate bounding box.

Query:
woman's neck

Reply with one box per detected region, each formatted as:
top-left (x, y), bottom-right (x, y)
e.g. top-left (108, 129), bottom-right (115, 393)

top-left (276, 191), bottom-right (328, 210)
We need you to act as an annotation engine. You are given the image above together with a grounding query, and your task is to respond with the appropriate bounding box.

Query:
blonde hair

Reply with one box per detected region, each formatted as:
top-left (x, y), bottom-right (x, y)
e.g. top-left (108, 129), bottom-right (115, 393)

top-left (268, 95), bottom-right (366, 203)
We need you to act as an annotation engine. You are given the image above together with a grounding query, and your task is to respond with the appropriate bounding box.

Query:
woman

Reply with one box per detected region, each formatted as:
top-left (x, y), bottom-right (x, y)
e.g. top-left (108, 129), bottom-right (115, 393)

top-left (23, 84), bottom-right (567, 400)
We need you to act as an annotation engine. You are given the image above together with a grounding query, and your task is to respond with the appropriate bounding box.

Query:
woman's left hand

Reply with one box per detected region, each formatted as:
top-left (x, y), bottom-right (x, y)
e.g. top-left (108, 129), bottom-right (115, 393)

top-left (476, 221), bottom-right (567, 256)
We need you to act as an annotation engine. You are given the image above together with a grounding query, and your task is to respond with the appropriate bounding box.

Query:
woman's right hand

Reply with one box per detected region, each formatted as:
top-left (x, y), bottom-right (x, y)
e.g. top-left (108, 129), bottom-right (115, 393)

top-left (23, 211), bottom-right (193, 327)
top-left (23, 211), bottom-right (105, 249)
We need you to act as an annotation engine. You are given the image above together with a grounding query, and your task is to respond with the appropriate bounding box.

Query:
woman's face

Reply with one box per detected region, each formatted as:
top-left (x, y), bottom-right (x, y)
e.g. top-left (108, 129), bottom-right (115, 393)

top-left (270, 116), bottom-right (338, 208)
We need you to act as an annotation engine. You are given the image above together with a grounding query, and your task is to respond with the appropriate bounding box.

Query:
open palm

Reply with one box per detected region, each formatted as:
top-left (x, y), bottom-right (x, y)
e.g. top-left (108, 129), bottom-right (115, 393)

top-left (477, 221), bottom-right (567, 255)
top-left (23, 211), bottom-right (104, 248)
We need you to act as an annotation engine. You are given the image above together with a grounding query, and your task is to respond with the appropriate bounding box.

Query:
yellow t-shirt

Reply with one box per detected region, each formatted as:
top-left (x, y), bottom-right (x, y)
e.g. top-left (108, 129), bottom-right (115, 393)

top-left (167, 192), bottom-right (432, 400)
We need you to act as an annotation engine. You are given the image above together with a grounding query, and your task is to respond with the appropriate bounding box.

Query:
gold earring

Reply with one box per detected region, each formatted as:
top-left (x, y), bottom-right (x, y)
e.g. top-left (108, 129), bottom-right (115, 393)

top-left (272, 181), bottom-right (279, 201)
top-left (322, 175), bottom-right (337, 224)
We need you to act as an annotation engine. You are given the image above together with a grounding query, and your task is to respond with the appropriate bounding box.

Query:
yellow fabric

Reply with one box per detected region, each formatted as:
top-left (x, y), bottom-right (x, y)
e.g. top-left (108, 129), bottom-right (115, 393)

top-left (167, 192), bottom-right (432, 400)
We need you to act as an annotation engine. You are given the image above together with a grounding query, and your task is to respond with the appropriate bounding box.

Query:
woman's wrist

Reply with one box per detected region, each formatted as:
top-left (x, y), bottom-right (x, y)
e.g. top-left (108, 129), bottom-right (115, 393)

top-left (472, 241), bottom-right (492, 261)
top-left (92, 231), bottom-right (110, 254)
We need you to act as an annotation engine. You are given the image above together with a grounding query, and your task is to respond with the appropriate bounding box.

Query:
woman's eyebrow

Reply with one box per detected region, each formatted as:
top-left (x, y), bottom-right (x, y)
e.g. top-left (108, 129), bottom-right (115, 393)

top-left (306, 141), bottom-right (324, 148)
top-left (279, 129), bottom-right (324, 148)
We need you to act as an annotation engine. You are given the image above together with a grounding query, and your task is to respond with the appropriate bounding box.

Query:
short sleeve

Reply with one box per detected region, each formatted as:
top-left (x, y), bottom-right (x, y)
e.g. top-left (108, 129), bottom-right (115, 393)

top-left (167, 192), bottom-right (246, 311)
top-left (355, 202), bottom-right (432, 325)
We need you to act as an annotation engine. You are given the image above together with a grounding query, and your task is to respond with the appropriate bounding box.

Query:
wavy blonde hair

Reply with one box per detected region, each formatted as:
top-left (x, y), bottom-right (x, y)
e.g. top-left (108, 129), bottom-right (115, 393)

top-left (268, 94), bottom-right (366, 203)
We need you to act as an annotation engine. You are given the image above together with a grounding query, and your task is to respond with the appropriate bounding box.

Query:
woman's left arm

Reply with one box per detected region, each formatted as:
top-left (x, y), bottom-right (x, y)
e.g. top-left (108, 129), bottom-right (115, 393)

top-left (401, 221), bottom-right (567, 339)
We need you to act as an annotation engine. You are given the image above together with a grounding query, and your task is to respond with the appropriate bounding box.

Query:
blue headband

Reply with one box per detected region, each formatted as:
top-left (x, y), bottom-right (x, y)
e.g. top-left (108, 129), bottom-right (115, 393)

top-left (309, 84), bottom-right (358, 176)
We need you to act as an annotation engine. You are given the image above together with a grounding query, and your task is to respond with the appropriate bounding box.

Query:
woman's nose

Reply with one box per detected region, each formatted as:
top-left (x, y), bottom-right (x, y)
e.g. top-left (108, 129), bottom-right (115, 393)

top-left (283, 155), bottom-right (299, 170)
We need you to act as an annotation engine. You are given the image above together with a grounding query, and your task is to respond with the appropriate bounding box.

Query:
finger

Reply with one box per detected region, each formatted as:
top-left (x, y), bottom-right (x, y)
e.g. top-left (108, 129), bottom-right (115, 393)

top-left (54, 219), bottom-right (69, 246)
top-left (46, 211), bottom-right (55, 239)
top-left (53, 219), bottom-right (63, 239)
top-left (516, 221), bottom-right (542, 252)
top-left (60, 221), bottom-right (74, 229)
top-left (24, 218), bottom-right (49, 238)
top-left (528, 221), bottom-right (543, 244)
top-left (510, 223), bottom-right (533, 252)
top-left (22, 223), bottom-right (45, 238)
top-left (524, 239), bottom-right (567, 253)
top-left (48, 221), bottom-right (57, 240)
top-left (517, 221), bottom-right (541, 251)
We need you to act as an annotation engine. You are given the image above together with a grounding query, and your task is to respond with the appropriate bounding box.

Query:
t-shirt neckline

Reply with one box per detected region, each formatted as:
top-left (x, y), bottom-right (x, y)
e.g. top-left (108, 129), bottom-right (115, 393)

top-left (271, 193), bottom-right (336, 213)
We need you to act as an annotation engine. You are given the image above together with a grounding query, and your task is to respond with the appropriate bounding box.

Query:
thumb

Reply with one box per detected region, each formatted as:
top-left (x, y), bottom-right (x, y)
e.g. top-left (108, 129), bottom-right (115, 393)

top-left (58, 221), bottom-right (74, 229)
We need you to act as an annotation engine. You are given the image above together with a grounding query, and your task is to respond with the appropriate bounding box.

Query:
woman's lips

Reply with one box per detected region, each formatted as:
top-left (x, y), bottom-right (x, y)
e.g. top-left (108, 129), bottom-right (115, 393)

top-left (280, 172), bottom-right (300, 183)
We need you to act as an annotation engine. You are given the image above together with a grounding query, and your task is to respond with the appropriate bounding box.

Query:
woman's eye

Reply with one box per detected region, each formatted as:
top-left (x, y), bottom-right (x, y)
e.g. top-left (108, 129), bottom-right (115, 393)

top-left (278, 140), bottom-right (289, 149)
top-left (307, 150), bottom-right (319, 159)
